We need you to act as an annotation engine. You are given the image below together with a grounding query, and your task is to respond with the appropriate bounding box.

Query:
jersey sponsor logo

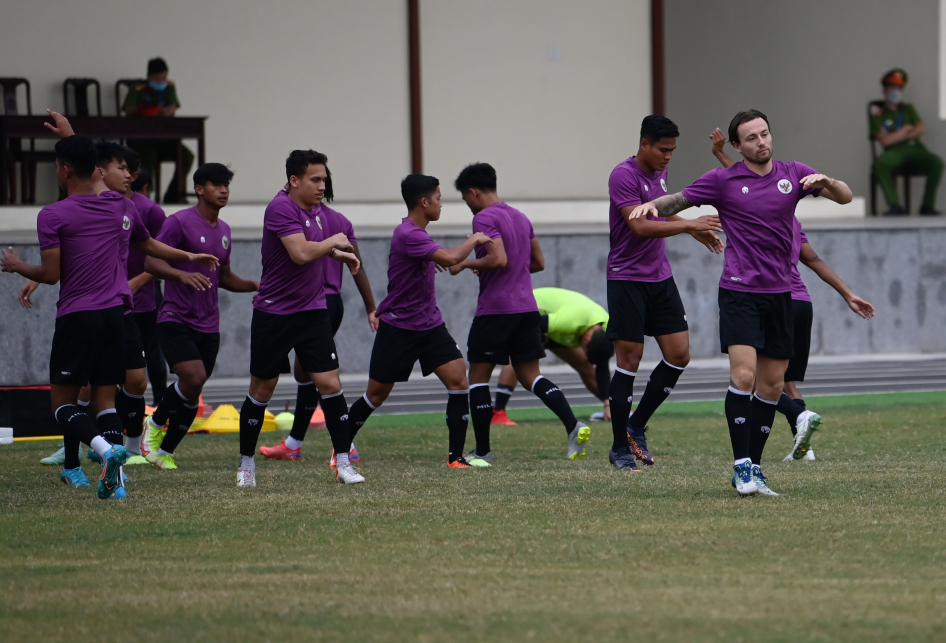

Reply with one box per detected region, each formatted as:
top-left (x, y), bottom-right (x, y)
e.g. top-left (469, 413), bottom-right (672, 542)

top-left (777, 179), bottom-right (793, 194)
top-left (316, 216), bottom-right (323, 229)
top-left (660, 178), bottom-right (668, 192)
top-left (331, 353), bottom-right (336, 360)
top-left (264, 299), bottom-right (273, 304)
top-left (61, 371), bottom-right (71, 376)
top-left (305, 220), bottom-right (311, 228)
top-left (222, 236), bottom-right (229, 250)
top-left (200, 236), bottom-right (206, 243)
top-left (741, 187), bottom-right (749, 194)
top-left (730, 276), bottom-right (742, 282)
top-left (122, 216), bottom-right (131, 230)
top-left (643, 184), bottom-right (649, 192)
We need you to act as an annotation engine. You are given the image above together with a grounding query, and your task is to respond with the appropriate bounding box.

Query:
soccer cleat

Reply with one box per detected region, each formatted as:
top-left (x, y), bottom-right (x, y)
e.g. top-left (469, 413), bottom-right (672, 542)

top-left (97, 446), bottom-right (129, 499)
top-left (589, 411), bottom-right (606, 422)
top-left (260, 439), bottom-right (302, 460)
top-left (236, 468), bottom-right (256, 487)
top-left (41, 444), bottom-right (66, 466)
top-left (125, 455), bottom-right (149, 466)
top-left (328, 445), bottom-right (361, 469)
top-left (567, 422), bottom-right (591, 460)
top-left (609, 447), bottom-right (641, 471)
top-left (751, 464), bottom-right (780, 497)
top-left (465, 450), bottom-right (494, 463)
top-left (335, 463), bottom-right (365, 484)
top-left (731, 461), bottom-right (758, 497)
top-left (146, 450), bottom-right (178, 470)
top-left (491, 409), bottom-right (517, 426)
top-left (803, 448), bottom-right (816, 461)
top-left (467, 456), bottom-right (492, 467)
top-left (142, 417), bottom-right (165, 457)
top-left (448, 457), bottom-right (474, 468)
top-left (88, 448), bottom-right (103, 465)
top-left (787, 411), bottom-right (822, 461)
top-left (628, 426), bottom-right (655, 466)
top-left (60, 466), bottom-right (91, 487)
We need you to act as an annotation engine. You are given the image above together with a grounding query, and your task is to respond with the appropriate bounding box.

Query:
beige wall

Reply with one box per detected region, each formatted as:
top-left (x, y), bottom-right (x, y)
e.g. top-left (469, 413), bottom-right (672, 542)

top-left (0, 0), bottom-right (411, 204)
top-left (420, 0), bottom-right (651, 200)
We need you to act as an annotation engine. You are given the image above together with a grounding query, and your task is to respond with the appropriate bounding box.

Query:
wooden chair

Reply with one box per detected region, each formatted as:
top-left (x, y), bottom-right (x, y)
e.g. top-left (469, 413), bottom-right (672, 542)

top-left (63, 78), bottom-right (102, 116)
top-left (868, 100), bottom-right (927, 215)
top-left (0, 77), bottom-right (33, 203)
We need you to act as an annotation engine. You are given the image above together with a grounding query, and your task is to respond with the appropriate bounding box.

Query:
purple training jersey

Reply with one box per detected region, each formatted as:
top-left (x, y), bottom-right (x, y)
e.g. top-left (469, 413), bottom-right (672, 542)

top-left (255, 191), bottom-right (327, 314)
top-left (607, 156), bottom-right (673, 282)
top-left (126, 191), bottom-right (166, 313)
top-left (471, 202), bottom-right (538, 316)
top-left (374, 218), bottom-right (445, 331)
top-left (682, 160), bottom-right (822, 294)
top-left (36, 191), bottom-right (142, 317)
top-left (156, 207), bottom-right (232, 333)
top-left (790, 217), bottom-right (811, 302)
top-left (321, 206), bottom-right (356, 296)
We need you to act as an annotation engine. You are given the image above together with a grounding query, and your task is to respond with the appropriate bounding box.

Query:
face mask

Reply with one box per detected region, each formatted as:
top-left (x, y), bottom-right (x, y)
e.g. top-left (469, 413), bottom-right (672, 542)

top-left (149, 81), bottom-right (168, 92)
top-left (886, 89), bottom-right (903, 105)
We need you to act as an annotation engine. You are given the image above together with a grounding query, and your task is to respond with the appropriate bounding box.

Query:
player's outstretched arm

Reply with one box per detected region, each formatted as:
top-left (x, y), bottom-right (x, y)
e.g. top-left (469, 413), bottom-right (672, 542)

top-left (280, 232), bottom-right (353, 265)
top-left (218, 264), bottom-right (259, 293)
top-left (43, 109), bottom-right (76, 138)
top-left (627, 192), bottom-right (693, 221)
top-left (1, 247), bottom-right (60, 285)
top-left (144, 256), bottom-right (213, 291)
top-left (447, 234), bottom-right (503, 275)
top-left (799, 174), bottom-right (853, 204)
top-left (348, 242), bottom-right (378, 331)
top-left (136, 238), bottom-right (220, 270)
top-left (710, 128), bottom-right (736, 168)
top-left (432, 232), bottom-right (492, 269)
top-left (623, 204), bottom-right (722, 240)
top-left (799, 243), bottom-right (875, 320)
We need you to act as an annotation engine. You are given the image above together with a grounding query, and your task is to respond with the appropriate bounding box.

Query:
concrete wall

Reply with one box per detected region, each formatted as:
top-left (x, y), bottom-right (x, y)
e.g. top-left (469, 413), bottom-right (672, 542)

top-left (665, 0), bottom-right (945, 213)
top-left (3, 221), bottom-right (945, 385)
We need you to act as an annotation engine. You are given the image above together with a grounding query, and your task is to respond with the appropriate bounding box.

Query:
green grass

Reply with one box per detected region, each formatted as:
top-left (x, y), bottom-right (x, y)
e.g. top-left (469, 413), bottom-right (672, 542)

top-left (2, 391), bottom-right (945, 642)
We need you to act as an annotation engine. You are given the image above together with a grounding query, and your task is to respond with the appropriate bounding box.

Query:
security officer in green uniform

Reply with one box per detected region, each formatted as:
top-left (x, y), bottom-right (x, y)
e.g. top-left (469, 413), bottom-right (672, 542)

top-left (123, 57), bottom-right (195, 204)
top-left (871, 68), bottom-right (943, 215)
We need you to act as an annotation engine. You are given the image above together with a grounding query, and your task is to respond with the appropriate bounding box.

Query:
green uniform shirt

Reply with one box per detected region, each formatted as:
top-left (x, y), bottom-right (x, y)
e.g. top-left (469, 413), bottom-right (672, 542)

top-left (535, 287), bottom-right (609, 348)
top-left (870, 103), bottom-right (922, 149)
top-left (123, 81), bottom-right (181, 116)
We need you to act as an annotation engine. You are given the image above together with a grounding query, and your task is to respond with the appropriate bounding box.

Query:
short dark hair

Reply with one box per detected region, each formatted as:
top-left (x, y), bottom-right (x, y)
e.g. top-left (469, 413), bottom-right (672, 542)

top-left (285, 150), bottom-right (333, 202)
top-left (728, 109), bottom-right (769, 144)
top-left (194, 163), bottom-right (234, 187)
top-left (122, 146), bottom-right (141, 174)
top-left (131, 167), bottom-right (152, 193)
top-left (54, 135), bottom-right (97, 179)
top-left (401, 174), bottom-right (440, 209)
top-left (94, 140), bottom-right (126, 169)
top-left (454, 163), bottom-right (497, 193)
top-left (147, 57), bottom-right (168, 76)
top-left (640, 115), bottom-right (679, 143)
top-left (586, 328), bottom-right (614, 366)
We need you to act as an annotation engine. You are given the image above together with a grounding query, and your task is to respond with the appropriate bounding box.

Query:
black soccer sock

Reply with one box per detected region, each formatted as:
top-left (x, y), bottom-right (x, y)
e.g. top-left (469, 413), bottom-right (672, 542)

top-left (56, 405), bottom-right (101, 466)
top-left (320, 392), bottom-right (352, 455)
top-left (494, 384), bottom-right (514, 412)
top-left (749, 394), bottom-right (778, 465)
top-left (531, 376), bottom-right (578, 435)
top-left (469, 384), bottom-right (493, 456)
top-left (628, 360), bottom-right (684, 431)
top-left (289, 382), bottom-right (321, 443)
top-left (239, 395), bottom-right (268, 457)
top-left (96, 409), bottom-right (125, 446)
top-left (152, 381), bottom-right (189, 427)
top-left (160, 401), bottom-right (200, 454)
top-left (724, 387), bottom-right (753, 461)
top-left (116, 386), bottom-right (146, 438)
top-left (348, 394), bottom-right (376, 441)
top-left (609, 368), bottom-right (636, 451)
top-left (776, 393), bottom-right (804, 436)
top-left (446, 390), bottom-right (470, 463)
top-left (76, 399), bottom-right (92, 417)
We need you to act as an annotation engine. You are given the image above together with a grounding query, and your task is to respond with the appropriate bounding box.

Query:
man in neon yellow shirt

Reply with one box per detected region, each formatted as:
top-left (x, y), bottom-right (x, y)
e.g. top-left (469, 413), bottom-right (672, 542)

top-left (492, 287), bottom-right (613, 425)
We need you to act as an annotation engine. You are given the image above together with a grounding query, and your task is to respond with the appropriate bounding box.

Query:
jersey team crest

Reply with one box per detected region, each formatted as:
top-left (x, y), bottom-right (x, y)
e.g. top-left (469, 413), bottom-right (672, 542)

top-left (222, 236), bottom-right (229, 249)
top-left (122, 216), bottom-right (131, 230)
top-left (660, 178), bottom-right (668, 192)
top-left (316, 216), bottom-right (323, 229)
top-left (778, 179), bottom-right (793, 194)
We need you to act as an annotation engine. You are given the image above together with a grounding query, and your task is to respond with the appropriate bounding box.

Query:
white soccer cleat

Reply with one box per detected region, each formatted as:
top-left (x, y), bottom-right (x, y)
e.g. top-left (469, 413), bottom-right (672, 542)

top-left (236, 468), bottom-right (256, 487)
top-left (732, 461), bottom-right (758, 496)
top-left (803, 448), bottom-right (816, 461)
top-left (589, 411), bottom-right (606, 422)
top-left (750, 464), bottom-right (780, 497)
top-left (567, 422), bottom-right (591, 459)
top-left (335, 463), bottom-right (365, 484)
top-left (787, 410), bottom-right (822, 460)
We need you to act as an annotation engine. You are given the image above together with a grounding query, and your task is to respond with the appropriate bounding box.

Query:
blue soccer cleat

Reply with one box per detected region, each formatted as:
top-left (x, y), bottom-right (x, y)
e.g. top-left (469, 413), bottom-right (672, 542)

top-left (97, 446), bottom-right (129, 499)
top-left (60, 466), bottom-right (91, 487)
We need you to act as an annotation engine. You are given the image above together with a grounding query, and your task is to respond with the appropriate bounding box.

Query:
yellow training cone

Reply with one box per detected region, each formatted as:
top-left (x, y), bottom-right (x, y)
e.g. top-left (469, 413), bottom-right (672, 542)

top-left (200, 404), bottom-right (241, 433)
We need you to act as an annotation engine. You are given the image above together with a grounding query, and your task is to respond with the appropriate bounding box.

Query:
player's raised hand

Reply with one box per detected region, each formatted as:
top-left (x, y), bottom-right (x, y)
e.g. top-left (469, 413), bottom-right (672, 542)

top-left (186, 253), bottom-right (220, 270)
top-left (847, 295), bottom-right (875, 320)
top-left (469, 232), bottom-right (492, 246)
top-left (43, 109), bottom-right (76, 138)
top-left (18, 280), bottom-right (38, 309)
top-left (710, 128), bottom-right (726, 155)
top-left (1, 247), bottom-right (23, 273)
top-left (367, 311), bottom-right (379, 332)
top-left (334, 250), bottom-right (360, 276)
top-left (800, 174), bottom-right (833, 190)
top-left (179, 272), bottom-right (213, 291)
top-left (329, 233), bottom-right (354, 253)
top-left (628, 202), bottom-right (657, 220)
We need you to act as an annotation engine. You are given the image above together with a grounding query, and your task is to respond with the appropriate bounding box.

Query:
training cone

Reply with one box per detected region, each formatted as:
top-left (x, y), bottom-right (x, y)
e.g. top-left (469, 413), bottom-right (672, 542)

top-left (274, 412), bottom-right (294, 431)
top-left (262, 410), bottom-right (277, 432)
top-left (200, 404), bottom-right (241, 433)
top-left (309, 408), bottom-right (326, 429)
top-left (189, 396), bottom-right (213, 432)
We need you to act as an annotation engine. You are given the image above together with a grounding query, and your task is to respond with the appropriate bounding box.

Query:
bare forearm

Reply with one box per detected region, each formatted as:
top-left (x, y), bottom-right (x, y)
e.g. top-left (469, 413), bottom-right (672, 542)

top-left (352, 270), bottom-right (376, 313)
top-left (219, 273), bottom-right (258, 293)
top-left (629, 217), bottom-right (696, 239)
top-left (820, 178), bottom-right (853, 204)
top-left (138, 238), bottom-right (191, 263)
top-left (650, 192), bottom-right (693, 217)
top-left (805, 259), bottom-right (853, 300)
top-left (14, 262), bottom-right (56, 284)
top-left (438, 238), bottom-right (479, 267)
top-left (461, 254), bottom-right (502, 271)
top-left (714, 151), bottom-right (736, 169)
top-left (145, 256), bottom-right (189, 282)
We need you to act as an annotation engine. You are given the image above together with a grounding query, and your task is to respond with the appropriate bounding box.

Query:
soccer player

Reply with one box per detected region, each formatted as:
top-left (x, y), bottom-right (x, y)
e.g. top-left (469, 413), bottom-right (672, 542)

top-left (142, 163), bottom-right (259, 469)
top-left (341, 174), bottom-right (492, 468)
top-left (606, 115), bottom-right (724, 472)
top-left (709, 128), bottom-right (875, 460)
top-left (492, 287), bottom-right (614, 426)
top-left (630, 110), bottom-right (853, 496)
top-left (236, 150), bottom-right (362, 487)
top-left (449, 163), bottom-right (590, 462)
top-left (261, 174), bottom-right (378, 463)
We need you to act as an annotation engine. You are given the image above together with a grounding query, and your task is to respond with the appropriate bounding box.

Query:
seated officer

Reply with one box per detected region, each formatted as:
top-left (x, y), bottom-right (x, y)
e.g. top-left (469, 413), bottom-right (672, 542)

top-left (123, 57), bottom-right (195, 204)
top-left (871, 68), bottom-right (943, 216)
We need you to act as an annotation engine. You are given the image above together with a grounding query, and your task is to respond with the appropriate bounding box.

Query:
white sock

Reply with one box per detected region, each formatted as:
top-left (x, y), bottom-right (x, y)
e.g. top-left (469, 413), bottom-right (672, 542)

top-left (90, 436), bottom-right (113, 457)
top-left (335, 452), bottom-right (350, 467)
top-left (734, 457), bottom-right (751, 467)
top-left (158, 448), bottom-right (174, 457)
top-left (285, 436), bottom-right (303, 450)
top-left (240, 455), bottom-right (255, 471)
top-left (125, 435), bottom-right (142, 455)
top-left (148, 416), bottom-right (163, 431)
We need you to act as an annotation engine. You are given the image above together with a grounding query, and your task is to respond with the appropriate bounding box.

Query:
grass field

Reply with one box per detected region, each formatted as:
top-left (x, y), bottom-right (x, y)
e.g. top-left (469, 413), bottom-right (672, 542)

top-left (2, 391), bottom-right (945, 642)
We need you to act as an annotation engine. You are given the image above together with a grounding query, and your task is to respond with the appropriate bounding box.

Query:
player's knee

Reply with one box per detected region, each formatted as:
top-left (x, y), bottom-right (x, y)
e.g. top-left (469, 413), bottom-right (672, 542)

top-left (730, 367), bottom-right (755, 391)
top-left (124, 372), bottom-right (147, 396)
top-left (667, 350), bottom-right (690, 368)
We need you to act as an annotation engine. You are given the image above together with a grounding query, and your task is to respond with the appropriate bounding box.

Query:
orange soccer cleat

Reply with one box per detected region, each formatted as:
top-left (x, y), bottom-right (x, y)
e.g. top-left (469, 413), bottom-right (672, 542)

top-left (260, 439), bottom-right (302, 460)
top-left (491, 409), bottom-right (517, 426)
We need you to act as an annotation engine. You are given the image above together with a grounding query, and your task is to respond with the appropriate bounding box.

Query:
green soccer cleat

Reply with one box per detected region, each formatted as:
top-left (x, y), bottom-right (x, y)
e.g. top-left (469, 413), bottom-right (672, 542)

top-left (142, 416), bottom-right (165, 457)
top-left (125, 454), bottom-right (149, 466)
top-left (145, 450), bottom-right (178, 470)
top-left (567, 422), bottom-right (591, 459)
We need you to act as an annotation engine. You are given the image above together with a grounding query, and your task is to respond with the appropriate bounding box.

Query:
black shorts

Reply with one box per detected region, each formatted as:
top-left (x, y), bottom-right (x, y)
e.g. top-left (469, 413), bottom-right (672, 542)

top-left (606, 278), bottom-right (689, 343)
top-left (158, 321), bottom-right (220, 376)
top-left (123, 314), bottom-right (147, 370)
top-left (718, 289), bottom-right (794, 360)
top-left (326, 294), bottom-right (345, 336)
top-left (369, 321), bottom-right (463, 383)
top-left (250, 308), bottom-right (340, 380)
top-left (49, 305), bottom-right (126, 386)
top-left (130, 309), bottom-right (158, 352)
top-left (784, 299), bottom-right (813, 382)
top-left (467, 311), bottom-right (546, 365)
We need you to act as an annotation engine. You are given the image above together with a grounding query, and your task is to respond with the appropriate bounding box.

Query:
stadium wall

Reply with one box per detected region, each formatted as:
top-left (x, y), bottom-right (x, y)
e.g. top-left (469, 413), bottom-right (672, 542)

top-left (2, 221), bottom-right (944, 385)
